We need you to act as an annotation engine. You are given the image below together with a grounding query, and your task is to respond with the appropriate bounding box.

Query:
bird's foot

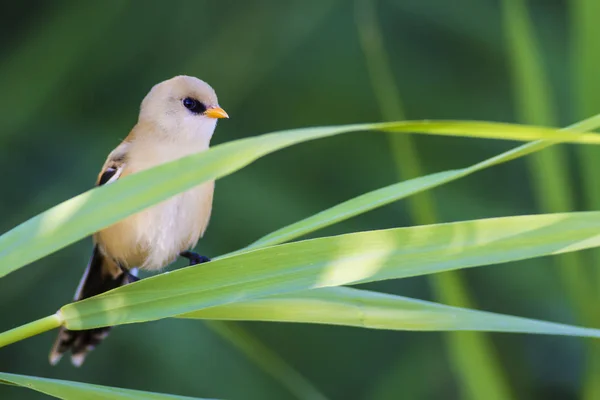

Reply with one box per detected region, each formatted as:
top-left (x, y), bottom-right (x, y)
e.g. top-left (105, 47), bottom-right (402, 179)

top-left (180, 251), bottom-right (211, 266)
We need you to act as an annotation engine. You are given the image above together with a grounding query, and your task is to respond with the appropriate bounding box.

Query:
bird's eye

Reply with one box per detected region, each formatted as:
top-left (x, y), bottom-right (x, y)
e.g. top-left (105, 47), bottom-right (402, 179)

top-left (182, 97), bottom-right (207, 115)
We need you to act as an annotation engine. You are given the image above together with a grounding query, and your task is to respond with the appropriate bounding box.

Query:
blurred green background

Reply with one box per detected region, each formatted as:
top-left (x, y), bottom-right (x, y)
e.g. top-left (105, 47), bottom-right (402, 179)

top-left (1, 0), bottom-right (599, 399)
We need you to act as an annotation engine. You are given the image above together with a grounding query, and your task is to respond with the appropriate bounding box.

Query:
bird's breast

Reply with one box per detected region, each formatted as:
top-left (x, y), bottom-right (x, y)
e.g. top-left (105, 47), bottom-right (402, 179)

top-left (96, 140), bottom-right (214, 271)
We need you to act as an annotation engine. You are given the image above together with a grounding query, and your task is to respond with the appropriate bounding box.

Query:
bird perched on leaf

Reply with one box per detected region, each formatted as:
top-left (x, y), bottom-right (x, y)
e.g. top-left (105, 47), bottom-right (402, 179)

top-left (49, 75), bottom-right (228, 366)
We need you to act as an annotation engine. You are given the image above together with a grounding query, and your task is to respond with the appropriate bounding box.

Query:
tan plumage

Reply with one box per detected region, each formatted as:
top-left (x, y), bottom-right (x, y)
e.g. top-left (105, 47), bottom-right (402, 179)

top-left (49, 75), bottom-right (228, 366)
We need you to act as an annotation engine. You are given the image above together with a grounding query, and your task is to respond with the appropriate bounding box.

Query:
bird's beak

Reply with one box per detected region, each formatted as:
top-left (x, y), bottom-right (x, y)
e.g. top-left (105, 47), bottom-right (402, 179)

top-left (204, 106), bottom-right (229, 119)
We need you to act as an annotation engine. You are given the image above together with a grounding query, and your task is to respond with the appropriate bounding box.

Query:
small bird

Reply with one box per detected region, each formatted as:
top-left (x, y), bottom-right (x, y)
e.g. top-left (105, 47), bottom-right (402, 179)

top-left (49, 76), bottom-right (228, 366)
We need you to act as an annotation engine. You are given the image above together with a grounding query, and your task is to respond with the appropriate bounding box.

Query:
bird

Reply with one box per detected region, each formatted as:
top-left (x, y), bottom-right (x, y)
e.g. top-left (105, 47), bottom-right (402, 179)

top-left (49, 75), bottom-right (228, 367)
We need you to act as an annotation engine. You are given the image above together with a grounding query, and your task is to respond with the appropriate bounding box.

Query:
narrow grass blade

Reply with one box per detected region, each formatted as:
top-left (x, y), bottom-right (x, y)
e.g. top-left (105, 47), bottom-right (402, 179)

top-left (571, 1), bottom-right (600, 398)
top-left (356, 1), bottom-right (511, 398)
top-left (572, 0), bottom-right (600, 224)
top-left (0, 372), bottom-right (210, 400)
top-left (205, 321), bottom-right (328, 400)
top-left (1, 120), bottom-right (597, 279)
top-left (243, 118), bottom-right (600, 253)
top-left (180, 287), bottom-right (600, 338)
top-left (57, 212), bottom-right (600, 330)
top-left (503, 0), bottom-right (595, 322)
top-left (184, 4), bottom-right (339, 397)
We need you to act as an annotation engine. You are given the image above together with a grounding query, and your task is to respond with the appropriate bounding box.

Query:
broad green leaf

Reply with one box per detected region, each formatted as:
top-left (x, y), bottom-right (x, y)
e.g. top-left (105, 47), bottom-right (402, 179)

top-left (61, 212), bottom-right (600, 330)
top-left (1, 120), bottom-right (600, 278)
top-left (0, 372), bottom-right (210, 400)
top-left (179, 287), bottom-right (600, 338)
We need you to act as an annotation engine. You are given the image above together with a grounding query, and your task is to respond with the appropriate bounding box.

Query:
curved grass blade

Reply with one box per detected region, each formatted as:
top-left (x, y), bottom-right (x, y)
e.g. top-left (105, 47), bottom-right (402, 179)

top-left (58, 212), bottom-right (600, 330)
top-left (503, 0), bottom-right (596, 318)
top-left (204, 321), bottom-right (328, 400)
top-left (187, 4), bottom-right (338, 397)
top-left (0, 372), bottom-right (210, 400)
top-left (242, 114), bottom-right (600, 251)
top-left (364, 1), bottom-right (509, 398)
top-left (504, 2), bottom-right (600, 399)
top-left (180, 287), bottom-right (600, 338)
top-left (1, 120), bottom-right (600, 278)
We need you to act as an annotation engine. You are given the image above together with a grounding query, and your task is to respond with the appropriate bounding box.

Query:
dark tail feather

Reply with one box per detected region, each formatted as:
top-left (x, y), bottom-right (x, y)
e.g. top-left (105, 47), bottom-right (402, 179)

top-left (49, 246), bottom-right (137, 367)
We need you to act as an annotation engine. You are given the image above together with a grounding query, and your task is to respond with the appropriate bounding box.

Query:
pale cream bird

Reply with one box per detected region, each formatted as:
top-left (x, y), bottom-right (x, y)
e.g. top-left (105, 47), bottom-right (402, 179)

top-left (49, 75), bottom-right (228, 366)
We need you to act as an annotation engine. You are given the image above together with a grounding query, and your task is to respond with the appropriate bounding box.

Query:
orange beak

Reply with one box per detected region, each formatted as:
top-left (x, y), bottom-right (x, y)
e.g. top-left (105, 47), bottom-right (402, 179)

top-left (204, 106), bottom-right (229, 119)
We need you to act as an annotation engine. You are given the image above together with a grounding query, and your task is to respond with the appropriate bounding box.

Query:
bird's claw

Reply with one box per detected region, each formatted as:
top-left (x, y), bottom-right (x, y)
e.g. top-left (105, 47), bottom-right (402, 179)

top-left (180, 251), bottom-right (211, 266)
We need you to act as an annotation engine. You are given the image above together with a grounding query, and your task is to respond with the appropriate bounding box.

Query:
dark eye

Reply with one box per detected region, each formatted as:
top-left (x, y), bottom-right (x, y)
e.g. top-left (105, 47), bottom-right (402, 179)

top-left (182, 97), bottom-right (207, 115)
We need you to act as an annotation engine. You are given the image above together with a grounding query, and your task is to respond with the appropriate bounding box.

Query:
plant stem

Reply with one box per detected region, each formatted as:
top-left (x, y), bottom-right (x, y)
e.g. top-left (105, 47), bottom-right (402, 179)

top-left (570, 1), bottom-right (600, 399)
top-left (502, 0), bottom-right (595, 320)
top-left (504, 3), bottom-right (600, 399)
top-left (0, 314), bottom-right (62, 348)
top-left (205, 321), bottom-right (329, 400)
top-left (355, 1), bottom-right (513, 399)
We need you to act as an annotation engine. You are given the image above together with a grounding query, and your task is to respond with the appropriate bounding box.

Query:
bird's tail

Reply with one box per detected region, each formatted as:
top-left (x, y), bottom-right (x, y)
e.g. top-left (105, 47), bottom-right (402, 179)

top-left (49, 246), bottom-right (137, 367)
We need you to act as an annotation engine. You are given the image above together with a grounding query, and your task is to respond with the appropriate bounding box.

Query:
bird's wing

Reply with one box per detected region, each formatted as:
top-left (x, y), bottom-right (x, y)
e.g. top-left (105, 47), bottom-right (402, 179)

top-left (71, 140), bottom-right (132, 302)
top-left (96, 140), bottom-right (130, 186)
top-left (49, 140), bottom-right (136, 367)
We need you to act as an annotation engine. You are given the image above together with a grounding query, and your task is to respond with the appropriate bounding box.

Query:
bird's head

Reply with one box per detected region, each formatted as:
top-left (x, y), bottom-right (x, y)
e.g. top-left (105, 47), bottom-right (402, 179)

top-left (138, 75), bottom-right (228, 142)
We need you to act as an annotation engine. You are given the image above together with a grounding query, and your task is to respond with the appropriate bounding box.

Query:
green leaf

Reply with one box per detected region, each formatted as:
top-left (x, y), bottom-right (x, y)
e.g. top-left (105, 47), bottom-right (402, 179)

top-left (179, 287), bottom-right (600, 338)
top-left (240, 115), bottom-right (600, 251)
top-left (244, 170), bottom-right (459, 250)
top-left (571, 2), bottom-right (600, 399)
top-left (204, 321), bottom-right (328, 400)
top-left (503, 0), bottom-right (596, 322)
top-left (60, 212), bottom-right (600, 330)
top-left (1, 120), bottom-right (599, 278)
top-left (573, 0), bottom-right (600, 232)
top-left (364, 28), bottom-right (515, 400)
top-left (0, 372), bottom-right (210, 400)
